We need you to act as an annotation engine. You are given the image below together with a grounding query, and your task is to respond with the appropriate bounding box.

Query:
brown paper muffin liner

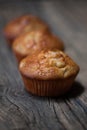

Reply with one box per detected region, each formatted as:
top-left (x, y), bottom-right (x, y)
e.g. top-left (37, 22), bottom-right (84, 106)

top-left (5, 38), bottom-right (13, 47)
top-left (21, 75), bottom-right (75, 96)
top-left (13, 50), bottom-right (25, 63)
top-left (3, 31), bottom-right (15, 46)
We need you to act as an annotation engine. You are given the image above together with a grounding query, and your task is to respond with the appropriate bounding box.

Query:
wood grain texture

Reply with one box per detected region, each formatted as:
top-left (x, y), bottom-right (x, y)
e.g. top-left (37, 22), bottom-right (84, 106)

top-left (0, 0), bottom-right (87, 130)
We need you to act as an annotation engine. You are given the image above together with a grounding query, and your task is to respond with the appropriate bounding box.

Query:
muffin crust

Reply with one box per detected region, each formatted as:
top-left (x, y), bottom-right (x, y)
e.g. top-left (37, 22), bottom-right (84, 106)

top-left (19, 50), bottom-right (79, 80)
top-left (22, 20), bottom-right (49, 34)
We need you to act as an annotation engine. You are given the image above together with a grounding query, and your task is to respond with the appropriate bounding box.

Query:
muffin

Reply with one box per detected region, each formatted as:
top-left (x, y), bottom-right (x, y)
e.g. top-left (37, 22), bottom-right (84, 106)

top-left (22, 20), bottom-right (49, 34)
top-left (12, 30), bottom-right (64, 62)
top-left (19, 50), bottom-right (80, 96)
top-left (3, 15), bottom-right (49, 46)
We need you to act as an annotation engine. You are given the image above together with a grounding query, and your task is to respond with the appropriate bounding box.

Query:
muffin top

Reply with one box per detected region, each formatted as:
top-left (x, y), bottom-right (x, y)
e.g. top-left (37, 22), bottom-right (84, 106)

top-left (19, 50), bottom-right (79, 80)
top-left (13, 30), bottom-right (64, 57)
top-left (22, 20), bottom-right (49, 34)
top-left (4, 15), bottom-right (46, 40)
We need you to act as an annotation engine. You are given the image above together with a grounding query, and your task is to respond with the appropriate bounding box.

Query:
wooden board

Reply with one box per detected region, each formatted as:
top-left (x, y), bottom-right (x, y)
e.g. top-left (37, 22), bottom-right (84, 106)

top-left (0, 0), bottom-right (87, 130)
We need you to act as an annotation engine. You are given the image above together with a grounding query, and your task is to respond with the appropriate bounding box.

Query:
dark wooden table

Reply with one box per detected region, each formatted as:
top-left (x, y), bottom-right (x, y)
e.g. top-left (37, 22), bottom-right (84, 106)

top-left (0, 0), bottom-right (87, 130)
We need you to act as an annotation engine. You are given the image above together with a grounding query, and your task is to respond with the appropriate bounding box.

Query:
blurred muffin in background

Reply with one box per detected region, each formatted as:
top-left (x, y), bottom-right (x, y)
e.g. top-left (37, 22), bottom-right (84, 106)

top-left (22, 19), bottom-right (49, 34)
top-left (3, 15), bottom-right (49, 46)
top-left (12, 29), bottom-right (64, 62)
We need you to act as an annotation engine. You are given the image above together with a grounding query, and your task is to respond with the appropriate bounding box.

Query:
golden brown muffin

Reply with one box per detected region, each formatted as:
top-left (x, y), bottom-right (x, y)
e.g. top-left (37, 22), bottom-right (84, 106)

top-left (22, 20), bottom-right (49, 34)
top-left (3, 15), bottom-right (49, 46)
top-left (19, 50), bottom-right (80, 96)
top-left (12, 30), bottom-right (64, 62)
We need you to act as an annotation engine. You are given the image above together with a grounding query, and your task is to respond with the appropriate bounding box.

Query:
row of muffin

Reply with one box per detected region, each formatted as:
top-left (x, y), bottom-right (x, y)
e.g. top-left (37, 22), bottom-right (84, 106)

top-left (3, 15), bottom-right (80, 96)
